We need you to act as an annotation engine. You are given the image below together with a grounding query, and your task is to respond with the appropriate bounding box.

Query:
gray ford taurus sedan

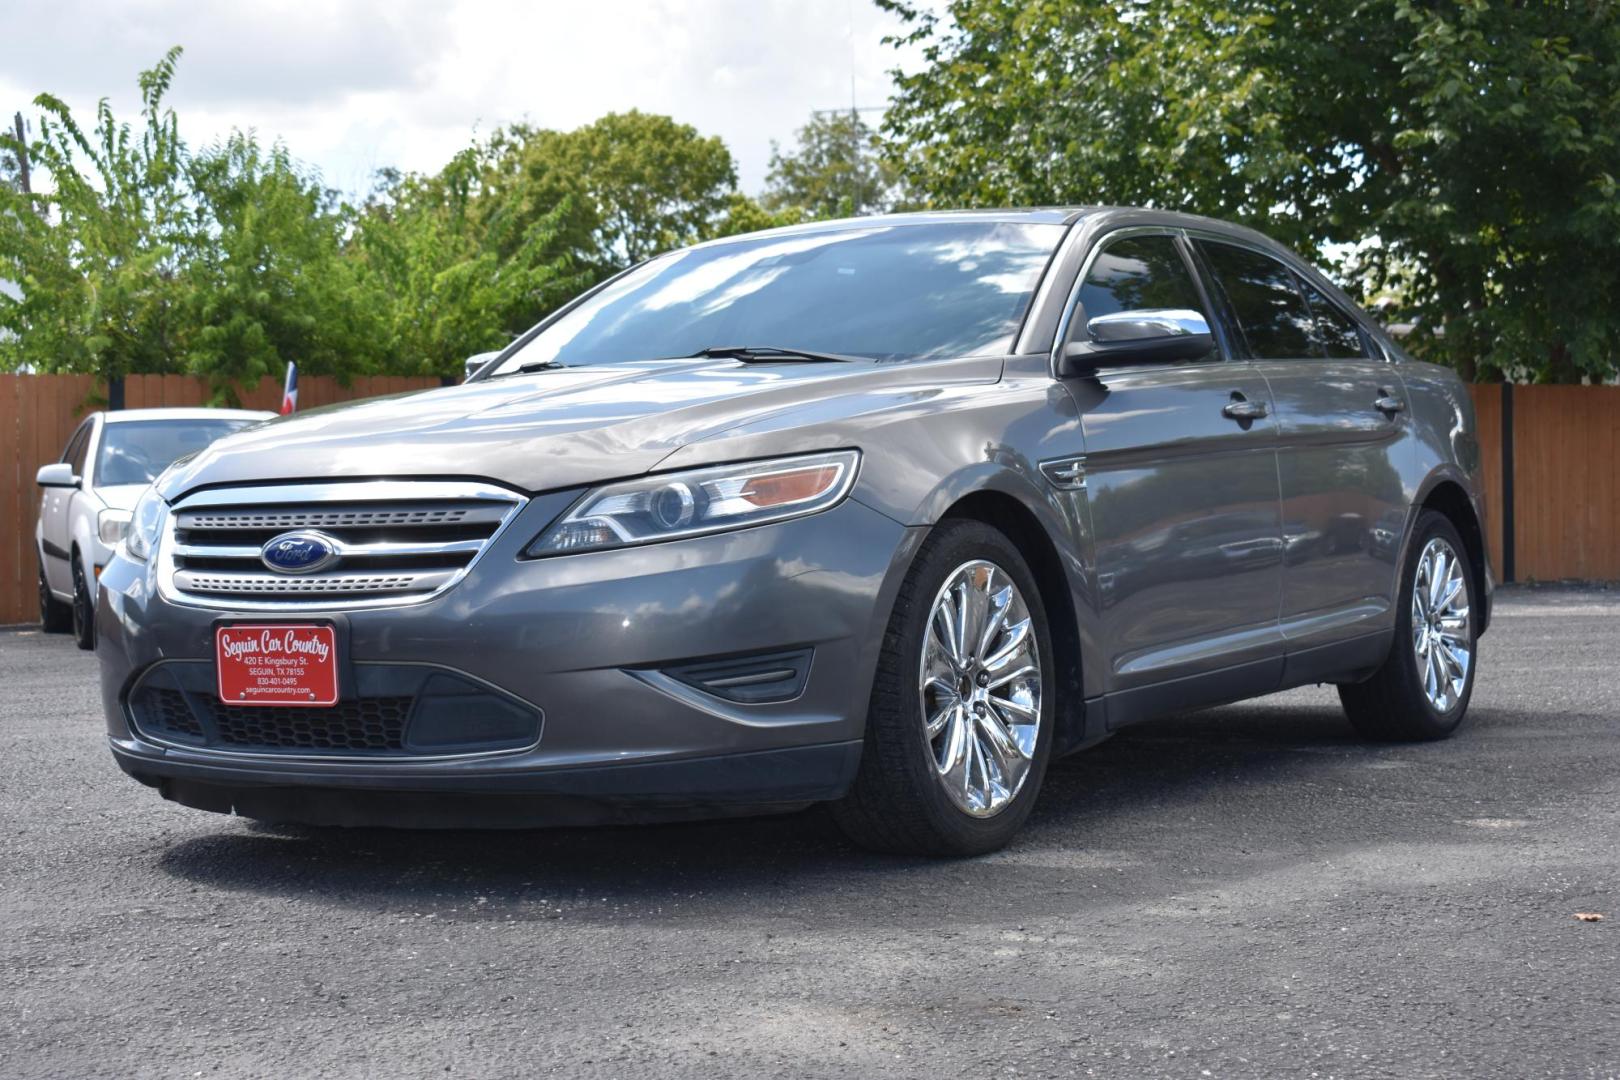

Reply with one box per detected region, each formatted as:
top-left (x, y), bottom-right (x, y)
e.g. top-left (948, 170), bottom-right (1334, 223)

top-left (96, 209), bottom-right (1491, 855)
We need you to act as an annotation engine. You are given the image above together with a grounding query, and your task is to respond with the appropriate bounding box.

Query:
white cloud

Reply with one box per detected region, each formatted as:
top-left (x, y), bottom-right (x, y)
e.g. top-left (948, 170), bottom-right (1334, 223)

top-left (2, 0), bottom-right (921, 198)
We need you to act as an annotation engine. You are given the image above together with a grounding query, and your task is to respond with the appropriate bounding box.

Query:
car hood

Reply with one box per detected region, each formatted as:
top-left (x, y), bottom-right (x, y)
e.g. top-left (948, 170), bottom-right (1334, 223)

top-left (156, 357), bottom-right (1003, 499)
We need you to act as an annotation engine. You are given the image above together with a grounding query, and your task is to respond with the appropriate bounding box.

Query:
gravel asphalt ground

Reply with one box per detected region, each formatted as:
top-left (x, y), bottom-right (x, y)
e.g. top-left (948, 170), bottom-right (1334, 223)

top-left (1, 587), bottom-right (1616, 1079)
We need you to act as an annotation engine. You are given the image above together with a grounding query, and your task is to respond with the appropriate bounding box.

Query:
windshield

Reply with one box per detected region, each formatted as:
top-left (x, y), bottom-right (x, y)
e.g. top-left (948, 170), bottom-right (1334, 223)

top-left (490, 221), bottom-right (1065, 374)
top-left (97, 419), bottom-right (258, 486)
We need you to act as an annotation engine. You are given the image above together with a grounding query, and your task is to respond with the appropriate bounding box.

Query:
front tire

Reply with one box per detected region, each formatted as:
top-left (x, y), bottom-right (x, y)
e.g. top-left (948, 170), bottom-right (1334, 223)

top-left (71, 556), bottom-right (96, 651)
top-left (1339, 511), bottom-right (1477, 741)
top-left (831, 519), bottom-right (1055, 856)
top-left (39, 559), bottom-right (71, 633)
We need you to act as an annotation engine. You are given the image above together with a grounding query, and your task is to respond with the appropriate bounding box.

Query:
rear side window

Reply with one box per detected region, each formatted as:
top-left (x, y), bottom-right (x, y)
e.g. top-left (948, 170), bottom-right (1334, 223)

top-left (1299, 279), bottom-right (1370, 358)
top-left (1196, 241), bottom-right (1315, 359)
top-left (1075, 234), bottom-right (1217, 361)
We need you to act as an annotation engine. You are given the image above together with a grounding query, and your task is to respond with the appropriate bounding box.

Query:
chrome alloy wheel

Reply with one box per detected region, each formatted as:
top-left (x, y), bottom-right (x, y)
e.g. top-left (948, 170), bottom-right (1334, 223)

top-left (1411, 537), bottom-right (1472, 712)
top-left (919, 560), bottom-right (1043, 818)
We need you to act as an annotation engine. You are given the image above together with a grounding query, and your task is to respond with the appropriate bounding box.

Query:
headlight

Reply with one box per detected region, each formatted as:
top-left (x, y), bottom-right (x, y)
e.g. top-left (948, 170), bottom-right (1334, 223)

top-left (527, 450), bottom-right (860, 556)
top-left (97, 509), bottom-right (132, 546)
top-left (121, 486), bottom-right (168, 562)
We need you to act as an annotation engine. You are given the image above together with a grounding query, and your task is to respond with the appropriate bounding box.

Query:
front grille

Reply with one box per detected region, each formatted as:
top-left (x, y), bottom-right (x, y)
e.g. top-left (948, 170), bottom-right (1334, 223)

top-left (161, 481), bottom-right (525, 609)
top-left (127, 663), bottom-right (544, 758)
top-left (142, 686), bottom-right (205, 738)
top-left (142, 688), bottom-right (409, 751)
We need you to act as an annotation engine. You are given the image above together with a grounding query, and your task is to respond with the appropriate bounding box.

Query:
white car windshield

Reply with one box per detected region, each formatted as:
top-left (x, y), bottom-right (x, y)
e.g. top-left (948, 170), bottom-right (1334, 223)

top-left (489, 221), bottom-right (1065, 374)
top-left (97, 419), bottom-right (256, 486)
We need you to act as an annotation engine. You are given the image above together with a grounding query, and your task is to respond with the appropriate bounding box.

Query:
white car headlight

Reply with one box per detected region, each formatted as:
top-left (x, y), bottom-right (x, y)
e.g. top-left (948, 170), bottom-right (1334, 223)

top-left (97, 509), bottom-right (132, 546)
top-left (122, 486), bottom-right (168, 562)
top-left (527, 450), bottom-right (860, 556)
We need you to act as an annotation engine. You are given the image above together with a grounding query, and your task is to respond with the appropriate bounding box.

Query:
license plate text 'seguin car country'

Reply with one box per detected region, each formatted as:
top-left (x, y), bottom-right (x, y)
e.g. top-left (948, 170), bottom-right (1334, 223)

top-left (215, 624), bottom-right (339, 707)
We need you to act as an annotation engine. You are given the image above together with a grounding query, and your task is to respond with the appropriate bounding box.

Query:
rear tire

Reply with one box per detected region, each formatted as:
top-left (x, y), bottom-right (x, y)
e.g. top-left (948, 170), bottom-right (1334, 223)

top-left (1338, 511), bottom-right (1477, 741)
top-left (71, 556), bottom-right (96, 651)
top-left (38, 559), bottom-right (71, 633)
top-left (831, 519), bottom-right (1055, 856)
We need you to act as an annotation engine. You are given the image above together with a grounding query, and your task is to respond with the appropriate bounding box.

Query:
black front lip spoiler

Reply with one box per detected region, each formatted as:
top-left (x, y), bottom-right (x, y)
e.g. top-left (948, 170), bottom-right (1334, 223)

top-left (112, 739), bottom-right (863, 828)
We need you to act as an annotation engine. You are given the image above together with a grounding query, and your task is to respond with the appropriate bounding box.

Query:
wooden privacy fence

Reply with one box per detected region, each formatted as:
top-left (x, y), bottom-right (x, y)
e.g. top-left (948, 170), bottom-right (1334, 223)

top-left (0, 373), bottom-right (443, 625)
top-left (0, 376), bottom-right (1615, 625)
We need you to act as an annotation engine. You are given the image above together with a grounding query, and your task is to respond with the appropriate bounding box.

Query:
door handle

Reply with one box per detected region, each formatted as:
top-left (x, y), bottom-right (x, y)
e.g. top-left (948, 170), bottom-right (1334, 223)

top-left (1374, 392), bottom-right (1406, 416)
top-left (1222, 394), bottom-right (1269, 422)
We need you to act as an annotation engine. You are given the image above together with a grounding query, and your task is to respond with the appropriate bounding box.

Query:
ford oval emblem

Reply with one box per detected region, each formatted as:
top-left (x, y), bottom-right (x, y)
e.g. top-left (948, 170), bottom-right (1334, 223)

top-left (260, 530), bottom-right (342, 575)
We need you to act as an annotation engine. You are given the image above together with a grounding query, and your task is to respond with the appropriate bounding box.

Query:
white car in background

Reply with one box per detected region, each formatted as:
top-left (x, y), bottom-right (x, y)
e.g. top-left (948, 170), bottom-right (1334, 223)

top-left (36, 407), bottom-right (272, 648)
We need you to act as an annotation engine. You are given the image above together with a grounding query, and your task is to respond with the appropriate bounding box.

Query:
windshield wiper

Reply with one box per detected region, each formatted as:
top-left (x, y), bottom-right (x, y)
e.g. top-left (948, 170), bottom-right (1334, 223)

top-left (692, 345), bottom-right (864, 364)
top-left (492, 359), bottom-right (570, 377)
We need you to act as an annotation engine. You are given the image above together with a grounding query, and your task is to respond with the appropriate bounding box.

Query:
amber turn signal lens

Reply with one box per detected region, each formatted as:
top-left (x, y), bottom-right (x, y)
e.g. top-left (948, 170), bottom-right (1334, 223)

top-left (740, 466), bottom-right (841, 508)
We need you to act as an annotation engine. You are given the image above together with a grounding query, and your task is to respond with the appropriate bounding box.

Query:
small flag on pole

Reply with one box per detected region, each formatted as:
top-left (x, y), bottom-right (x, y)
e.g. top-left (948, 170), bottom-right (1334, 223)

top-left (280, 361), bottom-right (298, 415)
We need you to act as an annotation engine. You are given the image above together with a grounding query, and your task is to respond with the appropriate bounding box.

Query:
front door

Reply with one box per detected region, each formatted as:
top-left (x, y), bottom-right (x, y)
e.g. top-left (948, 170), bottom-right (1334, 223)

top-left (1193, 239), bottom-right (1411, 649)
top-left (1058, 231), bottom-right (1284, 706)
top-left (41, 419), bottom-right (91, 594)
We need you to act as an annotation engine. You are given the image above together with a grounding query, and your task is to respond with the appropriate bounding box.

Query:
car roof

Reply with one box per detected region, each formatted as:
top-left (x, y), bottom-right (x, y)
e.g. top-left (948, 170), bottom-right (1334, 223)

top-left (100, 407), bottom-right (274, 424)
top-left (686, 206), bottom-right (1298, 255)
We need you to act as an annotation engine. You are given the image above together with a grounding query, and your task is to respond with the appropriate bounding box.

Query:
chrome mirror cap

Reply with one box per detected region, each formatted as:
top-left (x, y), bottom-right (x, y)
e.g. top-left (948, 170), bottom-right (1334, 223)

top-left (1086, 308), bottom-right (1211, 343)
top-left (1062, 308), bottom-right (1216, 372)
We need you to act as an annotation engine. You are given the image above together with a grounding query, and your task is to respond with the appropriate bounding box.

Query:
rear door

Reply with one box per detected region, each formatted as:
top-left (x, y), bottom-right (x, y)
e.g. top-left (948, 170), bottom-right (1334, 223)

top-left (1193, 239), bottom-right (1411, 650)
top-left (1058, 230), bottom-right (1284, 704)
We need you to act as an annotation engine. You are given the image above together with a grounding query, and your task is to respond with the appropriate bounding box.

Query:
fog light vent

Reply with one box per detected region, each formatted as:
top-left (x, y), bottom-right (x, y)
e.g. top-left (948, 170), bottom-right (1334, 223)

top-left (660, 648), bottom-right (813, 704)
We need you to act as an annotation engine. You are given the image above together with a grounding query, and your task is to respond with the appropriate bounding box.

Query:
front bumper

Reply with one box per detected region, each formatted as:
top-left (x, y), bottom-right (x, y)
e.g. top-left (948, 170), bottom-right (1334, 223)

top-left (98, 494), bottom-right (919, 824)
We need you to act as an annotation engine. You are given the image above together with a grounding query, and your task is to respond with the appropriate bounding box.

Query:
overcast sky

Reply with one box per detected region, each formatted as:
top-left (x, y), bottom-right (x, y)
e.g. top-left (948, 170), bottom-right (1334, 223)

top-left (3, 0), bottom-right (921, 198)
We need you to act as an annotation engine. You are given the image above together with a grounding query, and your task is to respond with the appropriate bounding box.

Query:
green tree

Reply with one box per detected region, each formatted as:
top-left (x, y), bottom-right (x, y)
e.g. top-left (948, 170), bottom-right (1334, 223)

top-left (349, 145), bottom-right (587, 377)
top-left (0, 47), bottom-right (193, 379)
top-left (517, 111), bottom-right (738, 265)
top-left (879, 0), bottom-right (1620, 382)
top-left (183, 134), bottom-right (386, 396)
top-left (764, 110), bottom-right (897, 218)
top-left (708, 192), bottom-right (811, 239)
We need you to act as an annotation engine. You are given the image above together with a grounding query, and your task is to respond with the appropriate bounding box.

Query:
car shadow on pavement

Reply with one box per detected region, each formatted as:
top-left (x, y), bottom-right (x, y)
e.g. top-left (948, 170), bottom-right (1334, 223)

top-left (152, 696), bottom-right (1485, 924)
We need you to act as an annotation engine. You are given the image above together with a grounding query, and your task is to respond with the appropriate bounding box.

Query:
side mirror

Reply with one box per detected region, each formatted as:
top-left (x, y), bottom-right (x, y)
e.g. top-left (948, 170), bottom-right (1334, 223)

top-left (36, 463), bottom-right (79, 489)
top-left (1062, 308), bottom-right (1215, 373)
top-left (463, 351), bottom-right (502, 383)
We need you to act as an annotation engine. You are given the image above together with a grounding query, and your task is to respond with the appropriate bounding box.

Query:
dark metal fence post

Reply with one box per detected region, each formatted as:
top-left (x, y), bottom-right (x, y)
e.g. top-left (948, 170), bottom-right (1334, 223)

top-left (107, 376), bottom-right (125, 411)
top-left (1500, 382), bottom-right (1515, 584)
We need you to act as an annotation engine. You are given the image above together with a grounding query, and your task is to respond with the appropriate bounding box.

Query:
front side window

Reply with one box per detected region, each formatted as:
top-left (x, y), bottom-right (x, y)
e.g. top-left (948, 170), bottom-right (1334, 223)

top-left (1299, 279), bottom-right (1370, 359)
top-left (489, 221), bottom-right (1066, 373)
top-left (1074, 233), bottom-right (1218, 362)
top-left (1197, 241), bottom-right (1316, 359)
top-left (62, 422), bottom-right (92, 475)
top-left (96, 419), bottom-right (256, 487)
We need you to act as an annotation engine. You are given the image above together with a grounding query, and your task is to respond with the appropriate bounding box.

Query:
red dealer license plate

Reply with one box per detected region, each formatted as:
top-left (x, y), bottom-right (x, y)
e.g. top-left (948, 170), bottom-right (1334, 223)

top-left (216, 624), bottom-right (339, 707)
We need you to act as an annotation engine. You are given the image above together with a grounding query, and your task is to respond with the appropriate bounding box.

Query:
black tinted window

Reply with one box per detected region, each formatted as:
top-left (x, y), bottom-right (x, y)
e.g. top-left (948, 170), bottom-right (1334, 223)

top-left (493, 222), bottom-right (1065, 371)
top-left (96, 420), bottom-right (253, 486)
top-left (1300, 280), bottom-right (1370, 358)
top-left (1075, 234), bottom-right (1216, 362)
top-left (62, 422), bottom-right (91, 474)
top-left (1197, 241), bottom-right (1316, 359)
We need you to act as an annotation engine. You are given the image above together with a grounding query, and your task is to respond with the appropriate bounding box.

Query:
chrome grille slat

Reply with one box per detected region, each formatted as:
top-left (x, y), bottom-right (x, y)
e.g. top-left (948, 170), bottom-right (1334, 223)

top-left (171, 538), bottom-right (489, 560)
top-left (177, 504), bottom-right (511, 530)
top-left (158, 481), bottom-right (527, 611)
top-left (174, 570), bottom-right (455, 595)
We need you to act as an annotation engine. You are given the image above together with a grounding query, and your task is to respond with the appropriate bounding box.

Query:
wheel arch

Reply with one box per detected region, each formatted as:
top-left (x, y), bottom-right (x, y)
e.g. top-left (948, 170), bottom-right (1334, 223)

top-left (934, 487), bottom-right (1089, 754)
top-left (1413, 470), bottom-right (1491, 636)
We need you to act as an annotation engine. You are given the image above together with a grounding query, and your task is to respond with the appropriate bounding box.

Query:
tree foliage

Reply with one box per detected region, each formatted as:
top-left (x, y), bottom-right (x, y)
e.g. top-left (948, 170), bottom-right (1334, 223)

top-left (0, 56), bottom-right (749, 386)
top-left (347, 146), bottom-right (587, 377)
top-left (764, 110), bottom-right (898, 218)
top-left (513, 111), bottom-right (738, 265)
top-left (0, 47), bottom-right (192, 379)
top-left (879, 0), bottom-right (1620, 382)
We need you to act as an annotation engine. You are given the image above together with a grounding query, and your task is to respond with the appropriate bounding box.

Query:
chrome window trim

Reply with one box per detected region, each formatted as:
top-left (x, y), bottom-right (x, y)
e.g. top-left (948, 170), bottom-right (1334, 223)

top-left (154, 479), bottom-right (529, 612)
